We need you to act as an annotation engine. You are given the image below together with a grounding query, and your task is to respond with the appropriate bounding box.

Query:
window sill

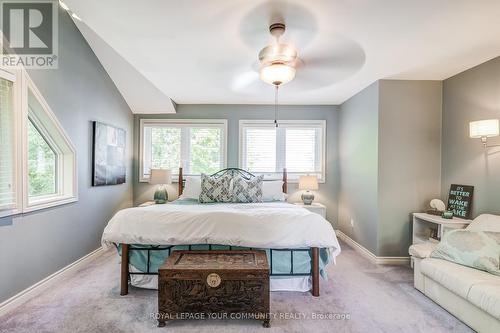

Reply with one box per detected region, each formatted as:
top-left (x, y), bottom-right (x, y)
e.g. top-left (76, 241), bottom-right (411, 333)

top-left (24, 196), bottom-right (78, 213)
top-left (0, 208), bottom-right (21, 219)
top-left (139, 176), bottom-right (326, 184)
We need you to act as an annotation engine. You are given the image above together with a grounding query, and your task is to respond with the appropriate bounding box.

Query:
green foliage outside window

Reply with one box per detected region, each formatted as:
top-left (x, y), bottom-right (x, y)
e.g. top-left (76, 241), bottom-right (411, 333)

top-left (28, 120), bottom-right (56, 197)
top-left (149, 127), bottom-right (222, 174)
top-left (151, 127), bottom-right (181, 171)
top-left (189, 128), bottom-right (221, 174)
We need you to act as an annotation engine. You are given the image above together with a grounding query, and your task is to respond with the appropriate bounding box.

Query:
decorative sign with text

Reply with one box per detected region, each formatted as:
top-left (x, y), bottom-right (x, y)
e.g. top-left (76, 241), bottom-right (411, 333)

top-left (447, 184), bottom-right (474, 219)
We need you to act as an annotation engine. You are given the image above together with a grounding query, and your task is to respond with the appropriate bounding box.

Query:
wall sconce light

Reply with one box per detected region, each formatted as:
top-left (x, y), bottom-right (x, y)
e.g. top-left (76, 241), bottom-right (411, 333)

top-left (469, 119), bottom-right (499, 148)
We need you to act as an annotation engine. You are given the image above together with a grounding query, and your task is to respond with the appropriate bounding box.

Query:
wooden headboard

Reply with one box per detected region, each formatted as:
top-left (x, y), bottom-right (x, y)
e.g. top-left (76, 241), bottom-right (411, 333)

top-left (178, 167), bottom-right (288, 196)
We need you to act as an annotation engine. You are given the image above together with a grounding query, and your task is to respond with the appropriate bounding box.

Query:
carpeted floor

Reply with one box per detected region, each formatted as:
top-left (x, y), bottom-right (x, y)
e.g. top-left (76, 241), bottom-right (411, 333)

top-left (0, 241), bottom-right (473, 333)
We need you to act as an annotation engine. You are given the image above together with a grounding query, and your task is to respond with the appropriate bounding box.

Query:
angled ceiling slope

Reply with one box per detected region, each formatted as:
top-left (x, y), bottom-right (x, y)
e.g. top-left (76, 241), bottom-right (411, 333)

top-left (73, 20), bottom-right (177, 114)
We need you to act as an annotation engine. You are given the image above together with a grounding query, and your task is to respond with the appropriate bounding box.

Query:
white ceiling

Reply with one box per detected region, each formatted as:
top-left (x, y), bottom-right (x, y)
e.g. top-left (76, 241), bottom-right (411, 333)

top-left (65, 0), bottom-right (500, 112)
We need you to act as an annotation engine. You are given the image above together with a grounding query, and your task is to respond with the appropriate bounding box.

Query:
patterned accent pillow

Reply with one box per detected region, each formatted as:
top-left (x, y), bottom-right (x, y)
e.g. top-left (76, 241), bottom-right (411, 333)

top-left (430, 230), bottom-right (500, 276)
top-left (232, 175), bottom-right (264, 203)
top-left (199, 174), bottom-right (232, 203)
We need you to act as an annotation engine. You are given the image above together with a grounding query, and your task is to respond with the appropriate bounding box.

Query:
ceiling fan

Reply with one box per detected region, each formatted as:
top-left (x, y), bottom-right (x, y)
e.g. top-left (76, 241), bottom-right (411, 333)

top-left (232, 14), bottom-right (365, 95)
top-left (258, 22), bottom-right (299, 86)
top-left (254, 22), bottom-right (304, 126)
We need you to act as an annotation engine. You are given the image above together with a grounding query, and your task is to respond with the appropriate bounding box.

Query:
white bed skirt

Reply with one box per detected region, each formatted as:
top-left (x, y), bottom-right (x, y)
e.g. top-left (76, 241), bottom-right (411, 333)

top-left (129, 265), bottom-right (312, 292)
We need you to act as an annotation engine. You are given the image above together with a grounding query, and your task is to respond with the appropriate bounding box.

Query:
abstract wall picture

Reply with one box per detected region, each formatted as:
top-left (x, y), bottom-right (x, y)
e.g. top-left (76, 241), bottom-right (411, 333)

top-left (92, 121), bottom-right (126, 186)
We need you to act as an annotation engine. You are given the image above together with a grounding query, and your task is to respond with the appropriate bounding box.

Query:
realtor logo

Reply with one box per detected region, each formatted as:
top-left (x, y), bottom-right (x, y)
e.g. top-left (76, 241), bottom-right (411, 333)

top-left (0, 0), bottom-right (58, 68)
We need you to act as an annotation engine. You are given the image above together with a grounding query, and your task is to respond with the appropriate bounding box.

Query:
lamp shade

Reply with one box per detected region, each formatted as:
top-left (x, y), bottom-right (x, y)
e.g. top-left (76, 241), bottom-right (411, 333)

top-left (469, 119), bottom-right (499, 138)
top-left (260, 63), bottom-right (296, 86)
top-left (149, 169), bottom-right (172, 185)
top-left (298, 175), bottom-right (319, 191)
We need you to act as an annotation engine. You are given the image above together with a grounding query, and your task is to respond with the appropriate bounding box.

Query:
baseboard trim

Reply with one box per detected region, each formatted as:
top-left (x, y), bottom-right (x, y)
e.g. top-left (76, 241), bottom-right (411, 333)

top-left (336, 230), bottom-right (410, 266)
top-left (0, 246), bottom-right (104, 316)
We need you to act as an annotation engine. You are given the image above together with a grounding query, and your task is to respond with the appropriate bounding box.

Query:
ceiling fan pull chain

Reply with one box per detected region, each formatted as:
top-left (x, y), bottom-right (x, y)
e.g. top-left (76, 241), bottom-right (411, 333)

top-left (275, 84), bottom-right (279, 127)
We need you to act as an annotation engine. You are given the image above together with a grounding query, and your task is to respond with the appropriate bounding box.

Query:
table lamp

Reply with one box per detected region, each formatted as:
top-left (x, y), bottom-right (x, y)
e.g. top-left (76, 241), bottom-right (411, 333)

top-left (149, 169), bottom-right (172, 204)
top-left (299, 175), bottom-right (318, 205)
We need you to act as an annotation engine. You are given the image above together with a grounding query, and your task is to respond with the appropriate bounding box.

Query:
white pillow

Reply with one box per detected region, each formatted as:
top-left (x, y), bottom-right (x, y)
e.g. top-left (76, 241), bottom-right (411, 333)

top-left (262, 180), bottom-right (285, 202)
top-left (179, 176), bottom-right (201, 200)
top-left (466, 214), bottom-right (500, 232)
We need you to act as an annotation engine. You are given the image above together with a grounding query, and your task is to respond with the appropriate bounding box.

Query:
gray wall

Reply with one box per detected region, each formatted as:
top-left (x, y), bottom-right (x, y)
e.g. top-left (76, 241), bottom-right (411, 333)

top-left (0, 9), bottom-right (133, 302)
top-left (378, 80), bottom-right (442, 256)
top-left (133, 105), bottom-right (340, 224)
top-left (338, 80), bottom-right (442, 257)
top-left (442, 56), bottom-right (500, 216)
top-left (338, 82), bottom-right (379, 254)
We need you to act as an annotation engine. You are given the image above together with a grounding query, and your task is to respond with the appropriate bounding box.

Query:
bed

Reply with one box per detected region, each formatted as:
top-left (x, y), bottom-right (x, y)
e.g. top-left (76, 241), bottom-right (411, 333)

top-left (101, 168), bottom-right (341, 297)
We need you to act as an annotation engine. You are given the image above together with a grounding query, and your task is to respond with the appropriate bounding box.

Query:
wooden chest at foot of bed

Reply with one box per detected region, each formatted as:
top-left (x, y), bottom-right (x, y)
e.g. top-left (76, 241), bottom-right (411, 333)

top-left (158, 250), bottom-right (270, 327)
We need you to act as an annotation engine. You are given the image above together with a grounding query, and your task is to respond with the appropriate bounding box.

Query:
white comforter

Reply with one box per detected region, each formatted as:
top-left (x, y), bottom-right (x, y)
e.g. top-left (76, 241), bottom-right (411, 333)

top-left (101, 202), bottom-right (341, 258)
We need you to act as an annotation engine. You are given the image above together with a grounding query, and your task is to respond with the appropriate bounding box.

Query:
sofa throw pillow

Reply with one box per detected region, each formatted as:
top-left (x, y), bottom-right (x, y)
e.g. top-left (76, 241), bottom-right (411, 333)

top-left (466, 214), bottom-right (500, 232)
top-left (430, 229), bottom-right (500, 276)
top-left (199, 174), bottom-right (232, 203)
top-left (232, 175), bottom-right (264, 203)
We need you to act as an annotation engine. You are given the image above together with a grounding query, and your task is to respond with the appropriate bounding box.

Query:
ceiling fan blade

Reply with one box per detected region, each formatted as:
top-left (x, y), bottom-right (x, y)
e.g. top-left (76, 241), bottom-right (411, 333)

top-left (287, 35), bottom-right (366, 91)
top-left (231, 70), bottom-right (261, 92)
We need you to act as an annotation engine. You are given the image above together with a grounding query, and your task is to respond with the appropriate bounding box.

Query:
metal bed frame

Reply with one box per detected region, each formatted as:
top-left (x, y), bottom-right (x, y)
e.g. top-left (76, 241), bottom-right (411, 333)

top-left (119, 167), bottom-right (320, 297)
top-left (124, 245), bottom-right (314, 277)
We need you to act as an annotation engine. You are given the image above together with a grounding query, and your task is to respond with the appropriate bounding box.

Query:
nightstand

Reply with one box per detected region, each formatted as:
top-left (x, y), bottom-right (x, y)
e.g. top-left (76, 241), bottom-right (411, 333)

top-left (138, 201), bottom-right (156, 207)
top-left (412, 212), bottom-right (471, 245)
top-left (294, 202), bottom-right (326, 219)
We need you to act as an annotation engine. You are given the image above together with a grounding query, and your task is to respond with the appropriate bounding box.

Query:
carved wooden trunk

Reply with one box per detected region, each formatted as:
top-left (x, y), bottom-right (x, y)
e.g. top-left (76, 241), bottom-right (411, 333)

top-left (158, 250), bottom-right (270, 327)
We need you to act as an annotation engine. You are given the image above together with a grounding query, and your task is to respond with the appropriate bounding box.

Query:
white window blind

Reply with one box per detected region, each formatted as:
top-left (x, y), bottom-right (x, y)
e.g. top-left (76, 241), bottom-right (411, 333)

top-left (140, 120), bottom-right (227, 181)
top-left (240, 120), bottom-right (325, 181)
top-left (0, 77), bottom-right (15, 210)
top-left (244, 128), bottom-right (276, 172)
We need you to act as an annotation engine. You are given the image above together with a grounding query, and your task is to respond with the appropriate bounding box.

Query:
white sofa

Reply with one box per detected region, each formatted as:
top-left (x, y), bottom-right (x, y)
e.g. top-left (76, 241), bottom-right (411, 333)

top-left (409, 214), bottom-right (500, 333)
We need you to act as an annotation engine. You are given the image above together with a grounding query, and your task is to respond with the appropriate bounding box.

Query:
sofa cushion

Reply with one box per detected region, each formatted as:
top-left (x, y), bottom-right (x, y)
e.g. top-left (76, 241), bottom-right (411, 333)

top-left (468, 282), bottom-right (500, 319)
top-left (430, 229), bottom-right (500, 276)
top-left (467, 214), bottom-right (500, 232)
top-left (409, 242), bottom-right (437, 258)
top-left (421, 258), bottom-right (499, 299)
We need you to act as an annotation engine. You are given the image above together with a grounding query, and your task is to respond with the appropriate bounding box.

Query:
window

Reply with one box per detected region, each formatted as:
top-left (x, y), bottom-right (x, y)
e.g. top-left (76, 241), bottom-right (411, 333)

top-left (0, 75), bottom-right (16, 215)
top-left (140, 119), bottom-right (227, 181)
top-left (240, 120), bottom-right (325, 182)
top-left (25, 81), bottom-right (77, 210)
top-left (0, 68), bottom-right (77, 217)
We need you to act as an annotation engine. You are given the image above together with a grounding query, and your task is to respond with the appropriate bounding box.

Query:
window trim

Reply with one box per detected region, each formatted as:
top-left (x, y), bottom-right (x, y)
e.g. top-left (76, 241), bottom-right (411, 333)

top-left (0, 68), bottom-right (78, 217)
top-left (0, 68), bottom-right (21, 217)
top-left (139, 118), bottom-right (228, 182)
top-left (239, 119), bottom-right (326, 183)
top-left (22, 73), bottom-right (78, 212)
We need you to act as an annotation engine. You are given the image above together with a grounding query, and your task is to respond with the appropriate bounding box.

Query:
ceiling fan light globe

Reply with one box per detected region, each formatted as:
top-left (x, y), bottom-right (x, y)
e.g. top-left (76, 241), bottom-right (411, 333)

top-left (260, 63), bottom-right (296, 86)
top-left (259, 44), bottom-right (298, 65)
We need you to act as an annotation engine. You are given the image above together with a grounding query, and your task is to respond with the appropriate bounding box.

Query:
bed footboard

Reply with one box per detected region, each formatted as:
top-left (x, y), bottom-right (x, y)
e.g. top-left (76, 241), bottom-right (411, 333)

top-left (119, 243), bottom-right (321, 297)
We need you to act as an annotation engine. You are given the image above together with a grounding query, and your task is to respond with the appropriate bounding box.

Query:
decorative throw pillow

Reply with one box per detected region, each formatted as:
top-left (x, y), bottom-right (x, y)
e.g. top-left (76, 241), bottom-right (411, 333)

top-left (262, 180), bottom-right (285, 202)
top-left (466, 214), bottom-right (500, 232)
top-left (430, 229), bottom-right (500, 276)
top-left (179, 176), bottom-right (201, 200)
top-left (232, 175), bottom-right (264, 203)
top-left (199, 174), bottom-right (232, 203)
